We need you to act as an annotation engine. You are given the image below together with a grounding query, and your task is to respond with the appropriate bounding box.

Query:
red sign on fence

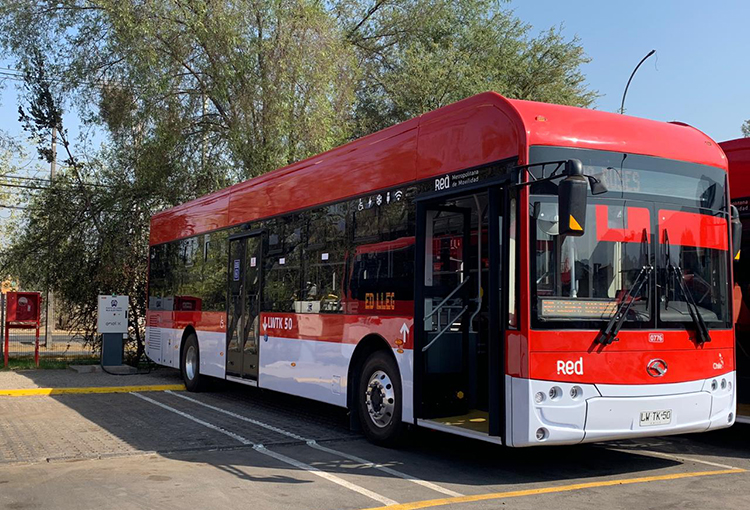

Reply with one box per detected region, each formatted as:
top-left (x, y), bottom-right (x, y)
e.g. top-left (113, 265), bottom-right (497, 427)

top-left (4, 292), bottom-right (42, 367)
top-left (7, 292), bottom-right (41, 323)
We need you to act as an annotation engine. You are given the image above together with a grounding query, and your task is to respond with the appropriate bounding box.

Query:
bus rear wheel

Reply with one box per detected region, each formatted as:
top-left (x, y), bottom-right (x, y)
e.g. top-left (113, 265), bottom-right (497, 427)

top-left (357, 351), bottom-right (404, 446)
top-left (181, 333), bottom-right (207, 392)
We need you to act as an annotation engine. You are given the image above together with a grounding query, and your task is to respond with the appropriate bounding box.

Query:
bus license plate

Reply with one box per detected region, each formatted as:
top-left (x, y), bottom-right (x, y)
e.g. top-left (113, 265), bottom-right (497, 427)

top-left (639, 410), bottom-right (672, 427)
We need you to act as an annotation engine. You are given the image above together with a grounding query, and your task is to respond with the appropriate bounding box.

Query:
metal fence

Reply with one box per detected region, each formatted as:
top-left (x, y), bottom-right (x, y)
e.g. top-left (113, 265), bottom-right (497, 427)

top-left (1, 293), bottom-right (97, 367)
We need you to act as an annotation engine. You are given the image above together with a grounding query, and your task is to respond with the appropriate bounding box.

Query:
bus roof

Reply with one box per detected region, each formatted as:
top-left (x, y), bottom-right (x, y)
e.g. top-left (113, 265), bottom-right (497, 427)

top-left (720, 137), bottom-right (750, 200)
top-left (151, 92), bottom-right (727, 245)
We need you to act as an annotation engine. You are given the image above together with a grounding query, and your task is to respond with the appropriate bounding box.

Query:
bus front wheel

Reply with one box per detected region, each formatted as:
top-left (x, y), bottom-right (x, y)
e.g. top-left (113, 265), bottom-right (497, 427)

top-left (181, 333), bottom-right (207, 392)
top-left (357, 351), bottom-right (404, 446)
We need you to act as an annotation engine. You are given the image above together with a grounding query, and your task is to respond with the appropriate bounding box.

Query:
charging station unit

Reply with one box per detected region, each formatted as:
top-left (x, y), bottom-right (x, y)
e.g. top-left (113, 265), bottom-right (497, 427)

top-left (97, 295), bottom-right (129, 369)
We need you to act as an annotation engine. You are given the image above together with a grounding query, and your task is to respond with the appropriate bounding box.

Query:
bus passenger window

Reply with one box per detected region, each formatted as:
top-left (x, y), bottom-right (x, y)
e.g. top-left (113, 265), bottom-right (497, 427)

top-left (302, 204), bottom-right (347, 313)
top-left (263, 216), bottom-right (303, 312)
top-left (348, 193), bottom-right (415, 314)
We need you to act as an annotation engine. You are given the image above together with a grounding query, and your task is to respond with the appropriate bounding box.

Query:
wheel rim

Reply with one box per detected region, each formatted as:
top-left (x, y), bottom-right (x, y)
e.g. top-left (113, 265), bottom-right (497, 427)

top-left (185, 345), bottom-right (197, 381)
top-left (365, 369), bottom-right (395, 428)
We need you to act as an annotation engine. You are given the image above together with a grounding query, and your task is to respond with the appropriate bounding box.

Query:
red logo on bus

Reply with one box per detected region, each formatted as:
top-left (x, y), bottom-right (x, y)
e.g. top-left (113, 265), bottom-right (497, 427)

top-left (646, 359), bottom-right (668, 378)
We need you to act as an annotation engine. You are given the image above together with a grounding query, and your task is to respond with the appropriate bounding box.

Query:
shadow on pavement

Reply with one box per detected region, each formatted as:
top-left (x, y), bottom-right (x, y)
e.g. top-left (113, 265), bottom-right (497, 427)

top-left (4, 367), bottom-right (747, 491)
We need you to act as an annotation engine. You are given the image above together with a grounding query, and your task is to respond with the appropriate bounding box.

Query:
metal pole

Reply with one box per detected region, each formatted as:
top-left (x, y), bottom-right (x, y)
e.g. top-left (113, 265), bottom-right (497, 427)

top-left (50, 126), bottom-right (56, 179)
top-left (3, 294), bottom-right (7, 368)
top-left (44, 127), bottom-right (56, 347)
top-left (619, 50), bottom-right (656, 115)
top-left (0, 293), bottom-right (4, 365)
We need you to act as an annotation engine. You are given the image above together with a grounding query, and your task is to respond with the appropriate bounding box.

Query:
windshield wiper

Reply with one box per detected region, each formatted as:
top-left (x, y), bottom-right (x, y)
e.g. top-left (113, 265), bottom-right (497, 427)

top-left (597, 227), bottom-right (651, 345)
top-left (667, 264), bottom-right (711, 344)
top-left (663, 229), bottom-right (711, 345)
top-left (597, 264), bottom-right (653, 345)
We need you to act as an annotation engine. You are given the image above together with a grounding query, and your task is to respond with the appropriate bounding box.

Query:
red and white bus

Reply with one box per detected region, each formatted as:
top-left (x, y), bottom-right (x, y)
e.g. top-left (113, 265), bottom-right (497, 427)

top-left (147, 92), bottom-right (737, 446)
top-left (720, 137), bottom-right (750, 424)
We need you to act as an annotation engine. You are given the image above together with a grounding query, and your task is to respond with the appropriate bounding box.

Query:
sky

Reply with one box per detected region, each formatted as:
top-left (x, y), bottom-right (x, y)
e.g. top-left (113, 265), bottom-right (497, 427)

top-left (509, 0), bottom-right (749, 142)
top-left (0, 0), bottom-right (749, 169)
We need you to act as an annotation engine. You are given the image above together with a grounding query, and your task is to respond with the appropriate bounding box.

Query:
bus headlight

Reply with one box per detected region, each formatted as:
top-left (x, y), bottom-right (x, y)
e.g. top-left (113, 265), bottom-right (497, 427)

top-left (570, 386), bottom-right (582, 400)
top-left (536, 427), bottom-right (548, 441)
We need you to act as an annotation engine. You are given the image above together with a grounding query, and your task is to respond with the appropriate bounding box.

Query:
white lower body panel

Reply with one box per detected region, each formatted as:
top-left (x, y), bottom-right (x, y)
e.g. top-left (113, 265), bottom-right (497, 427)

top-left (506, 372), bottom-right (736, 447)
top-left (259, 336), bottom-right (415, 421)
top-left (260, 336), bottom-right (354, 407)
top-left (147, 327), bottom-right (414, 421)
top-left (144, 327), bottom-right (225, 379)
top-left (394, 348), bottom-right (414, 423)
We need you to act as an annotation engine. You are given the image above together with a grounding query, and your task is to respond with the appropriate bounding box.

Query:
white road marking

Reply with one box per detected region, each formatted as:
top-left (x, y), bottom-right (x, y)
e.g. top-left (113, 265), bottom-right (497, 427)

top-left (166, 390), bottom-right (463, 497)
top-left (623, 448), bottom-right (742, 471)
top-left (131, 392), bottom-right (398, 506)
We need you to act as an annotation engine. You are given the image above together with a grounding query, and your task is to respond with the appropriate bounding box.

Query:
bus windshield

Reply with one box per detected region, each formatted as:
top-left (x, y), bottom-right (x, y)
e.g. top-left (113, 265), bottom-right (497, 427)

top-left (529, 147), bottom-right (730, 330)
top-left (532, 198), bottom-right (652, 324)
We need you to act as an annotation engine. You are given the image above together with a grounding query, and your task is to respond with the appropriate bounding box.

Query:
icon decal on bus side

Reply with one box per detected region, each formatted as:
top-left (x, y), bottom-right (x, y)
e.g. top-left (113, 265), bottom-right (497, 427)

top-left (713, 353), bottom-right (725, 370)
top-left (557, 357), bottom-right (584, 375)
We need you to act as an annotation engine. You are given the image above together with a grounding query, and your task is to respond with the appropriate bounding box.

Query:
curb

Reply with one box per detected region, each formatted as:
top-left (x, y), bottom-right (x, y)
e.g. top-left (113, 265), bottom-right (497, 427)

top-left (0, 384), bottom-right (186, 397)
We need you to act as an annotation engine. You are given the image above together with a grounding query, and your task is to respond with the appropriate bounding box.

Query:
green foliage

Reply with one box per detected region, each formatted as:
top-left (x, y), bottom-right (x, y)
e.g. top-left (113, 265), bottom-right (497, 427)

top-left (0, 357), bottom-right (98, 371)
top-left (742, 120), bottom-right (750, 138)
top-left (0, 0), bottom-right (597, 352)
top-left (338, 0), bottom-right (596, 134)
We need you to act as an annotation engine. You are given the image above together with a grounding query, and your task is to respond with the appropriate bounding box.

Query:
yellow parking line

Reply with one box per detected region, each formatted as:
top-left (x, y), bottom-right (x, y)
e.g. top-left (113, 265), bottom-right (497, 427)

top-left (0, 384), bottom-right (186, 396)
top-left (360, 468), bottom-right (746, 510)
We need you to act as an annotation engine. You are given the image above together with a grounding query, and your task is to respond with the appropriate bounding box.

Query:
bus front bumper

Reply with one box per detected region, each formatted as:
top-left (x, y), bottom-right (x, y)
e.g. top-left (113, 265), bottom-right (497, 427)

top-left (506, 373), bottom-right (736, 447)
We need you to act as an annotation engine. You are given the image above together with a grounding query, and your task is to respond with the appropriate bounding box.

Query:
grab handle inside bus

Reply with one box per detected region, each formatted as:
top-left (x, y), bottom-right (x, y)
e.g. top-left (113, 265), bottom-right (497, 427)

top-left (558, 159), bottom-right (588, 237)
top-left (731, 205), bottom-right (742, 259)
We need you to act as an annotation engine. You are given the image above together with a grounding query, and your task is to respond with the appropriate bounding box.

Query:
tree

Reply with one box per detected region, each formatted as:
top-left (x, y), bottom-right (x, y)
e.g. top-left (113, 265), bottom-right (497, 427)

top-left (337, 1), bottom-right (596, 134)
top-left (742, 120), bottom-right (750, 137)
top-left (0, 0), bottom-right (596, 359)
top-left (0, 133), bottom-right (29, 243)
top-left (3, 50), bottom-right (154, 358)
top-left (0, 1), bottom-right (363, 359)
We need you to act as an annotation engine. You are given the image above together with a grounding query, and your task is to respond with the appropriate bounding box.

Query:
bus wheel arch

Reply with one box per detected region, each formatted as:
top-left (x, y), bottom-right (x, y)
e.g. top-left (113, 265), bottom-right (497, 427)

top-left (347, 334), bottom-right (404, 445)
top-left (180, 326), bottom-right (206, 392)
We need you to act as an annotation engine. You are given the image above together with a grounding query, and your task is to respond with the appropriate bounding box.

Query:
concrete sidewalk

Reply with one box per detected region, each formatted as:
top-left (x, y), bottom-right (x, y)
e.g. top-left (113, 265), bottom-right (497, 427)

top-left (0, 366), bottom-right (182, 390)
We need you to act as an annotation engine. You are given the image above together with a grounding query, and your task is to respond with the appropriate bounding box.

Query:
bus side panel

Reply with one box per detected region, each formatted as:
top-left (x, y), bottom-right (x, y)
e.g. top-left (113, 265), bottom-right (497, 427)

top-left (393, 348), bottom-right (414, 423)
top-left (260, 335), bottom-right (353, 407)
top-left (145, 325), bottom-right (224, 378)
top-left (144, 324), bottom-right (179, 368)
top-left (258, 313), bottom-right (414, 419)
top-left (145, 311), bottom-right (226, 378)
top-left (196, 329), bottom-right (226, 379)
top-left (145, 323), bottom-right (163, 365)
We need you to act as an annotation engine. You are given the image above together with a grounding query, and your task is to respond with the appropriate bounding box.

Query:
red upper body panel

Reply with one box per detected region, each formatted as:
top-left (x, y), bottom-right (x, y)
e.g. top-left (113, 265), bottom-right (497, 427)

top-left (721, 137), bottom-right (750, 199)
top-left (150, 92), bottom-right (727, 245)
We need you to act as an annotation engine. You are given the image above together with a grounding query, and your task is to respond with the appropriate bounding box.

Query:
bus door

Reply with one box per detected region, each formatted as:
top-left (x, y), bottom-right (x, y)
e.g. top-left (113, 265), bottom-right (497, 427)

top-left (226, 232), bottom-right (263, 380)
top-left (416, 190), bottom-right (498, 435)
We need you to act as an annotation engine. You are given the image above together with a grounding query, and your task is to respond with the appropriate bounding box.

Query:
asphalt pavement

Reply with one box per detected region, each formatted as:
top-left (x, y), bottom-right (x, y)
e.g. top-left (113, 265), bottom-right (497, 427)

top-left (0, 368), bottom-right (748, 510)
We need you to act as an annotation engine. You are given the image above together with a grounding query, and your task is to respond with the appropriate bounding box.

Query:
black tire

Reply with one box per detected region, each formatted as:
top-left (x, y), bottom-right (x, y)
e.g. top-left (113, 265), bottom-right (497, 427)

top-left (181, 333), bottom-right (207, 392)
top-left (357, 350), bottom-right (404, 446)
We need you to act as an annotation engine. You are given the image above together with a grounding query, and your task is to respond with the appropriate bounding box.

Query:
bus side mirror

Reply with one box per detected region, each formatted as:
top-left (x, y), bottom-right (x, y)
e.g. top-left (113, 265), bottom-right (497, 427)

top-left (587, 175), bottom-right (608, 195)
top-left (558, 159), bottom-right (587, 237)
top-left (731, 205), bottom-right (742, 259)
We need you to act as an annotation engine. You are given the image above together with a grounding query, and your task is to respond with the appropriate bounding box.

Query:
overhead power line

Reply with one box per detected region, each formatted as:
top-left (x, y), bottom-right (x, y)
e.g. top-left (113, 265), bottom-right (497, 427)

top-left (0, 182), bottom-right (116, 192)
top-left (0, 175), bottom-right (113, 188)
top-left (0, 67), bottom-right (130, 89)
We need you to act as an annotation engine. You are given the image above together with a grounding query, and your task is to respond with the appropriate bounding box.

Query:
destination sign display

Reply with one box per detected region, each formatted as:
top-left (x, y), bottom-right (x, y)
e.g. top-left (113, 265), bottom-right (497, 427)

top-left (589, 166), bottom-right (721, 206)
top-left (540, 298), bottom-right (618, 320)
